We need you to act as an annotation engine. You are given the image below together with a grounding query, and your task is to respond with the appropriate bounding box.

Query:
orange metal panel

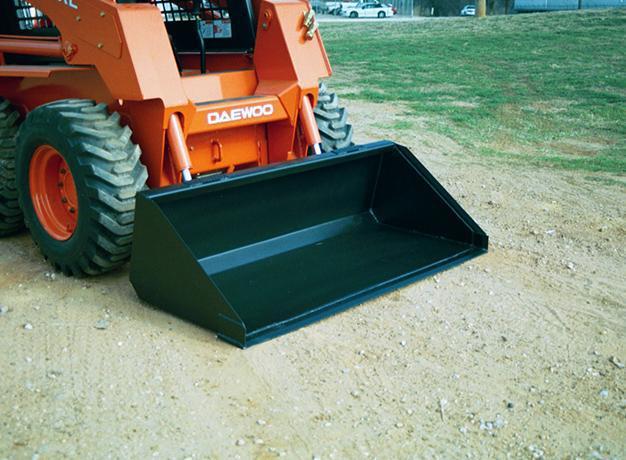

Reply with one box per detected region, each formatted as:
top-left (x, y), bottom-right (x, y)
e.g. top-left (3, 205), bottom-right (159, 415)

top-left (71, 1), bottom-right (123, 59)
top-left (254, 1), bottom-right (331, 89)
top-left (189, 95), bottom-right (288, 134)
top-left (187, 125), bottom-right (267, 174)
top-left (179, 53), bottom-right (254, 73)
top-left (255, 80), bottom-right (300, 124)
top-left (181, 70), bottom-right (257, 103)
top-left (0, 67), bottom-right (112, 113)
top-left (112, 7), bottom-right (187, 104)
top-left (28, 0), bottom-right (187, 106)
top-left (0, 65), bottom-right (89, 78)
top-left (112, 99), bottom-right (172, 188)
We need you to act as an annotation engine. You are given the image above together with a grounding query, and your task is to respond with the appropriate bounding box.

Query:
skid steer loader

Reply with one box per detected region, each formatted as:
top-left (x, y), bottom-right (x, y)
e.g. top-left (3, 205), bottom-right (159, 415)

top-left (0, 0), bottom-right (487, 347)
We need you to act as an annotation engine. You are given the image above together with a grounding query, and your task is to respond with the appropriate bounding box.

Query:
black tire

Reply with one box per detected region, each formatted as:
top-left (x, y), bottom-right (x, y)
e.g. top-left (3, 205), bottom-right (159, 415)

top-left (0, 98), bottom-right (24, 236)
top-left (349, 11), bottom-right (358, 18)
top-left (15, 99), bottom-right (148, 276)
top-left (314, 82), bottom-right (354, 152)
top-left (378, 11), bottom-right (386, 18)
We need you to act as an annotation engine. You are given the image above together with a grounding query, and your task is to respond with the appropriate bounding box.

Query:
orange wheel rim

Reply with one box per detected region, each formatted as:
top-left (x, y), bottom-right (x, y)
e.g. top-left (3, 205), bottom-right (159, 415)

top-left (29, 145), bottom-right (78, 241)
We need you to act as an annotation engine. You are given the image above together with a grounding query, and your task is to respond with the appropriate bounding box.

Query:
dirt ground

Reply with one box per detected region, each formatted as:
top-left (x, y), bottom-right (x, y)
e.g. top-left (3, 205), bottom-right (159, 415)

top-left (1, 100), bottom-right (624, 459)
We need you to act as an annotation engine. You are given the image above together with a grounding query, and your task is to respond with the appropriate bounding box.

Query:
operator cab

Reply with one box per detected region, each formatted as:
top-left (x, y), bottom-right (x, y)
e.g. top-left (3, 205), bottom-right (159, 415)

top-left (150, 0), bottom-right (255, 53)
top-left (147, 0), bottom-right (256, 73)
top-left (0, 0), bottom-right (57, 37)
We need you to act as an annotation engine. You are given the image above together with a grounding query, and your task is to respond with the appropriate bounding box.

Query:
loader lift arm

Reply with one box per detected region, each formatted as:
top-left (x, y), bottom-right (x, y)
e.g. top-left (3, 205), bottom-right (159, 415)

top-left (9, 0), bottom-right (189, 106)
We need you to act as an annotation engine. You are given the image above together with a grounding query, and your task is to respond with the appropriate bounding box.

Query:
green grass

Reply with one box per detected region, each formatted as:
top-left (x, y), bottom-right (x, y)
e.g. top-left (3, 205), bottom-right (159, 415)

top-left (320, 10), bottom-right (626, 173)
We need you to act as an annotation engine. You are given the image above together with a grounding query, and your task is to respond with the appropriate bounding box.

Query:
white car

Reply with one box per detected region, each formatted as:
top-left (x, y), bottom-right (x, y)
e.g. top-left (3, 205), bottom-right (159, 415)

top-left (460, 4), bottom-right (476, 15)
top-left (341, 2), bottom-right (395, 18)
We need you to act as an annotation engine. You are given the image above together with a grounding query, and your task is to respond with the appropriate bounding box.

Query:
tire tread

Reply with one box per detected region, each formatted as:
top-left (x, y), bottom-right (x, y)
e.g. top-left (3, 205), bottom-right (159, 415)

top-left (16, 99), bottom-right (147, 276)
top-left (315, 83), bottom-right (354, 152)
top-left (0, 98), bottom-right (23, 236)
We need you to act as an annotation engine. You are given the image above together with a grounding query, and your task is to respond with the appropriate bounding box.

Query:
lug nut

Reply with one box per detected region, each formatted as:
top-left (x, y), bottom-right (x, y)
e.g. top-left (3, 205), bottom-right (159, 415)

top-left (60, 168), bottom-right (66, 174)
top-left (61, 197), bottom-right (68, 203)
top-left (69, 207), bottom-right (76, 214)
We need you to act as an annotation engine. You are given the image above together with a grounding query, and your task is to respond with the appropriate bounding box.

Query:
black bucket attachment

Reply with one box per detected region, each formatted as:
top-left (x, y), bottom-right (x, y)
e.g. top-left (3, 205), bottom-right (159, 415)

top-left (129, 141), bottom-right (488, 348)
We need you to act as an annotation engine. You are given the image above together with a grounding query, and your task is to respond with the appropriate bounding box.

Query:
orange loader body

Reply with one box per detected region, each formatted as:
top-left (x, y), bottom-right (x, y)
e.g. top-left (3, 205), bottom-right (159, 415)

top-left (0, 0), bottom-right (329, 188)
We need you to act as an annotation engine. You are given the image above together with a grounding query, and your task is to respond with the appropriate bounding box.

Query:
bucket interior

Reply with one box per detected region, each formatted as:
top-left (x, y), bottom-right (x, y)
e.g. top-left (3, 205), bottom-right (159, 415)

top-left (144, 143), bottom-right (486, 342)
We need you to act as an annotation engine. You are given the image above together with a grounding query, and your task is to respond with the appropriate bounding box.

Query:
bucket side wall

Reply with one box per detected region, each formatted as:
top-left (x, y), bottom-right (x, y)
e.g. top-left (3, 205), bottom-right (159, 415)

top-left (373, 146), bottom-right (488, 247)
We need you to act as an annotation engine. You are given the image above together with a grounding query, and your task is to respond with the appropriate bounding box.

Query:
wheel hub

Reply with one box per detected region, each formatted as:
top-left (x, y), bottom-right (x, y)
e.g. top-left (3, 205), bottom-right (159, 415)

top-left (29, 145), bottom-right (78, 241)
